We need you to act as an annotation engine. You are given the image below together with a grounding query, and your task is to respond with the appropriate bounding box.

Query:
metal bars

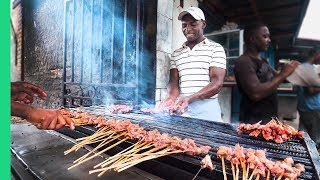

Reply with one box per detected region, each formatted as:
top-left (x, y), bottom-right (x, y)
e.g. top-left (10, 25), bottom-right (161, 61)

top-left (62, 0), bottom-right (143, 107)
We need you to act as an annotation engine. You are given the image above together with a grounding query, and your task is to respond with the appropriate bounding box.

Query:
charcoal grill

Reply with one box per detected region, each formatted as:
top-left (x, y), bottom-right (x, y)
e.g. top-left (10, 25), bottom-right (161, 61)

top-left (57, 105), bottom-right (320, 180)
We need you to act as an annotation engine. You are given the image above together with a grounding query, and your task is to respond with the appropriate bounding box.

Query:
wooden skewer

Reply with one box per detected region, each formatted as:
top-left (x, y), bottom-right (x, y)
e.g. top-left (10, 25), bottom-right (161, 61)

top-left (236, 163), bottom-right (239, 180)
top-left (248, 172), bottom-right (254, 180)
top-left (112, 145), bottom-right (168, 169)
top-left (68, 137), bottom-right (129, 170)
top-left (255, 174), bottom-right (260, 180)
top-left (73, 137), bottom-right (110, 163)
top-left (231, 163), bottom-right (236, 180)
top-left (248, 167), bottom-right (257, 180)
top-left (93, 141), bottom-right (142, 168)
top-left (89, 167), bottom-right (109, 175)
top-left (120, 142), bottom-right (153, 156)
top-left (266, 170), bottom-right (270, 180)
top-left (91, 152), bottom-right (138, 176)
top-left (78, 136), bottom-right (109, 146)
top-left (64, 129), bottom-right (114, 155)
top-left (99, 142), bottom-right (154, 168)
top-left (95, 153), bottom-right (130, 176)
top-left (121, 145), bottom-right (174, 159)
top-left (93, 146), bottom-right (173, 176)
top-left (75, 128), bottom-right (112, 141)
top-left (89, 145), bottom-right (170, 177)
top-left (192, 167), bottom-right (203, 180)
top-left (96, 141), bottom-right (151, 169)
top-left (73, 131), bottom-right (116, 151)
top-left (115, 150), bottom-right (173, 172)
top-left (221, 157), bottom-right (227, 180)
top-left (246, 165), bottom-right (250, 179)
top-left (117, 155), bottom-right (165, 172)
top-left (241, 160), bottom-right (246, 180)
top-left (116, 149), bottom-right (181, 173)
top-left (73, 132), bottom-right (119, 163)
top-left (277, 173), bottom-right (283, 180)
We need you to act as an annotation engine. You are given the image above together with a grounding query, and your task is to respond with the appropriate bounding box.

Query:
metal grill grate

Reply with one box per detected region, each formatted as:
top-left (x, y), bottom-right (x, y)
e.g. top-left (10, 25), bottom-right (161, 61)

top-left (59, 106), bottom-right (320, 179)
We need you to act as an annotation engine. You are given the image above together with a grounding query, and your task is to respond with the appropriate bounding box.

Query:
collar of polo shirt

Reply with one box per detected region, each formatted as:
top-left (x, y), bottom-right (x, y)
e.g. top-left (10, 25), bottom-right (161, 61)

top-left (182, 38), bottom-right (209, 48)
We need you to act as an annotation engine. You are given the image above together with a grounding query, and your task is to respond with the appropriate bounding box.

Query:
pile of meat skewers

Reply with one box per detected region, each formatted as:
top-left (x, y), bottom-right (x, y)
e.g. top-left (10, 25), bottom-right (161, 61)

top-left (140, 98), bottom-right (186, 115)
top-left (217, 144), bottom-right (305, 180)
top-left (62, 109), bottom-right (211, 177)
top-left (108, 104), bottom-right (133, 114)
top-left (237, 119), bottom-right (304, 143)
top-left (59, 108), bottom-right (103, 126)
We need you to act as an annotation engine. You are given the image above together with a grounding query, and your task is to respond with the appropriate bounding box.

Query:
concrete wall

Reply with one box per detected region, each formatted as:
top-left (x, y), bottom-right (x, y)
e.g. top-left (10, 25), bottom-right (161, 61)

top-left (11, 3), bottom-right (23, 82)
top-left (23, 1), bottom-right (65, 109)
top-left (155, 0), bottom-right (174, 103)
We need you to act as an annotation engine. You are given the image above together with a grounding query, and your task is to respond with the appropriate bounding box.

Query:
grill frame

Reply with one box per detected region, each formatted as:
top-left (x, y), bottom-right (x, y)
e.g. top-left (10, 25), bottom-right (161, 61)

top-left (58, 106), bottom-right (320, 180)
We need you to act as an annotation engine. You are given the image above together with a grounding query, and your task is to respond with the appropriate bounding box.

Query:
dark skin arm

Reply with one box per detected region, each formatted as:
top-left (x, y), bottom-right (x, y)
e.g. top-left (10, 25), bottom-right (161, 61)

top-left (238, 60), bottom-right (299, 101)
top-left (167, 68), bottom-right (180, 101)
top-left (11, 81), bottom-right (47, 103)
top-left (11, 102), bottom-right (75, 130)
top-left (11, 81), bottom-right (75, 130)
top-left (155, 69), bottom-right (180, 113)
top-left (177, 67), bottom-right (226, 109)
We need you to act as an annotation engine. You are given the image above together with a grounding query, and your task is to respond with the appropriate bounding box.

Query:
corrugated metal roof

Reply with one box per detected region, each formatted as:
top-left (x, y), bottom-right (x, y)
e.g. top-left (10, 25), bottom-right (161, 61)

top-left (199, 0), bottom-right (313, 60)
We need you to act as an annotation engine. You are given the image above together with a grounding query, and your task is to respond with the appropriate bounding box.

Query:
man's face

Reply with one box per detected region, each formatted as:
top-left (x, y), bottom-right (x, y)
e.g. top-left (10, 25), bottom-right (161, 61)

top-left (252, 26), bottom-right (271, 51)
top-left (181, 14), bottom-right (206, 42)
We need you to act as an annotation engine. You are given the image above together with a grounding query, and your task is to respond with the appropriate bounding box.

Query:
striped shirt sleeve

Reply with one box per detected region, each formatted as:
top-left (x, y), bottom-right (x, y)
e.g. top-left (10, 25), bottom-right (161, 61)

top-left (210, 44), bottom-right (227, 69)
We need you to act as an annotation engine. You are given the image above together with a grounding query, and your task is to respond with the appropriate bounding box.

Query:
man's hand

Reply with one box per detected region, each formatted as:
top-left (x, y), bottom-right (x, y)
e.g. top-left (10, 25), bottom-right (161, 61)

top-left (175, 96), bottom-right (190, 114)
top-left (27, 108), bottom-right (75, 130)
top-left (11, 81), bottom-right (47, 102)
top-left (279, 60), bottom-right (300, 77)
top-left (156, 97), bottom-right (175, 112)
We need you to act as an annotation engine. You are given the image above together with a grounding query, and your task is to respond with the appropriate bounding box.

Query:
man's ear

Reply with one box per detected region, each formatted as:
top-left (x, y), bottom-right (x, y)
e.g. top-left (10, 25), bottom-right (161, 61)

top-left (249, 35), bottom-right (255, 44)
top-left (202, 20), bottom-right (206, 29)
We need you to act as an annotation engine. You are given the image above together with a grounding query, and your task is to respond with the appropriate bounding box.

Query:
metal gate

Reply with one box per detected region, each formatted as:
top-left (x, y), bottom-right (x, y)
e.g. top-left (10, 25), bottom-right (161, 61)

top-left (62, 0), bottom-right (157, 107)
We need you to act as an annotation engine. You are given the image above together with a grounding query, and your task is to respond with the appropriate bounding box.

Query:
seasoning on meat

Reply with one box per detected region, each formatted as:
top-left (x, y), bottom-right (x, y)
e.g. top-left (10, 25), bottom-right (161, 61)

top-left (237, 119), bottom-right (304, 143)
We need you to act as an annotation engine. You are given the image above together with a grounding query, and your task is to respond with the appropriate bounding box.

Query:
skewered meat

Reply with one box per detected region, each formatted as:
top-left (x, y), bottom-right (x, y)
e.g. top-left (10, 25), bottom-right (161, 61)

top-left (62, 108), bottom-right (211, 156)
top-left (140, 108), bottom-right (155, 114)
top-left (200, 154), bottom-right (214, 171)
top-left (217, 146), bottom-right (233, 161)
top-left (237, 120), bottom-right (304, 143)
top-left (155, 98), bottom-right (186, 115)
top-left (109, 104), bottom-right (133, 114)
top-left (218, 144), bottom-right (305, 180)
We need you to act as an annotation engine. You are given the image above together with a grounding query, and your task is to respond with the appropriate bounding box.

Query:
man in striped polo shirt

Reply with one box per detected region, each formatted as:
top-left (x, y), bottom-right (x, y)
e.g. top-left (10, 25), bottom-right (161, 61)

top-left (165, 7), bottom-right (226, 122)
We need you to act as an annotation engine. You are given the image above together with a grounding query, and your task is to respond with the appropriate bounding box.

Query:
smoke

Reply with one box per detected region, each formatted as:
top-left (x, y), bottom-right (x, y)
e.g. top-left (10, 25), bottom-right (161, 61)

top-left (64, 0), bottom-right (156, 107)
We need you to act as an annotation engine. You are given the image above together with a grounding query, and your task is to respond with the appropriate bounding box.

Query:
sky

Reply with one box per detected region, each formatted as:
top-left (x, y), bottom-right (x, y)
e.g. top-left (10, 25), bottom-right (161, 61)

top-left (297, 0), bottom-right (320, 41)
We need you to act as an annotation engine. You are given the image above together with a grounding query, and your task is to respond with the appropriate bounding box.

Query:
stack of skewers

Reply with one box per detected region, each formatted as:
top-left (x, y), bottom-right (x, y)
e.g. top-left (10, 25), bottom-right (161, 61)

top-left (217, 144), bottom-right (305, 180)
top-left (61, 110), bottom-right (211, 177)
top-left (238, 119), bottom-right (304, 143)
top-left (60, 109), bottom-right (306, 179)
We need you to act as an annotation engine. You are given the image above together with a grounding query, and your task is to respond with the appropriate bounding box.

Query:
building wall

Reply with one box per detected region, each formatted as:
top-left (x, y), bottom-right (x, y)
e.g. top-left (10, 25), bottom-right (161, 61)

top-left (23, 1), bottom-right (65, 109)
top-left (11, 2), bottom-right (23, 82)
top-left (155, 0), bottom-right (174, 103)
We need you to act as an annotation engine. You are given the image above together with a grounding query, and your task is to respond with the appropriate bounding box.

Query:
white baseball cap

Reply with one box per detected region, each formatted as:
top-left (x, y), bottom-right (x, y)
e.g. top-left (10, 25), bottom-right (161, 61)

top-left (178, 7), bottom-right (205, 21)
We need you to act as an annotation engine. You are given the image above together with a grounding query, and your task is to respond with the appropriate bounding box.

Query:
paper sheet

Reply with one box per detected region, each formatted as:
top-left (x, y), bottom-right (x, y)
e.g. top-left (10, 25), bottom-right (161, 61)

top-left (287, 64), bottom-right (320, 87)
